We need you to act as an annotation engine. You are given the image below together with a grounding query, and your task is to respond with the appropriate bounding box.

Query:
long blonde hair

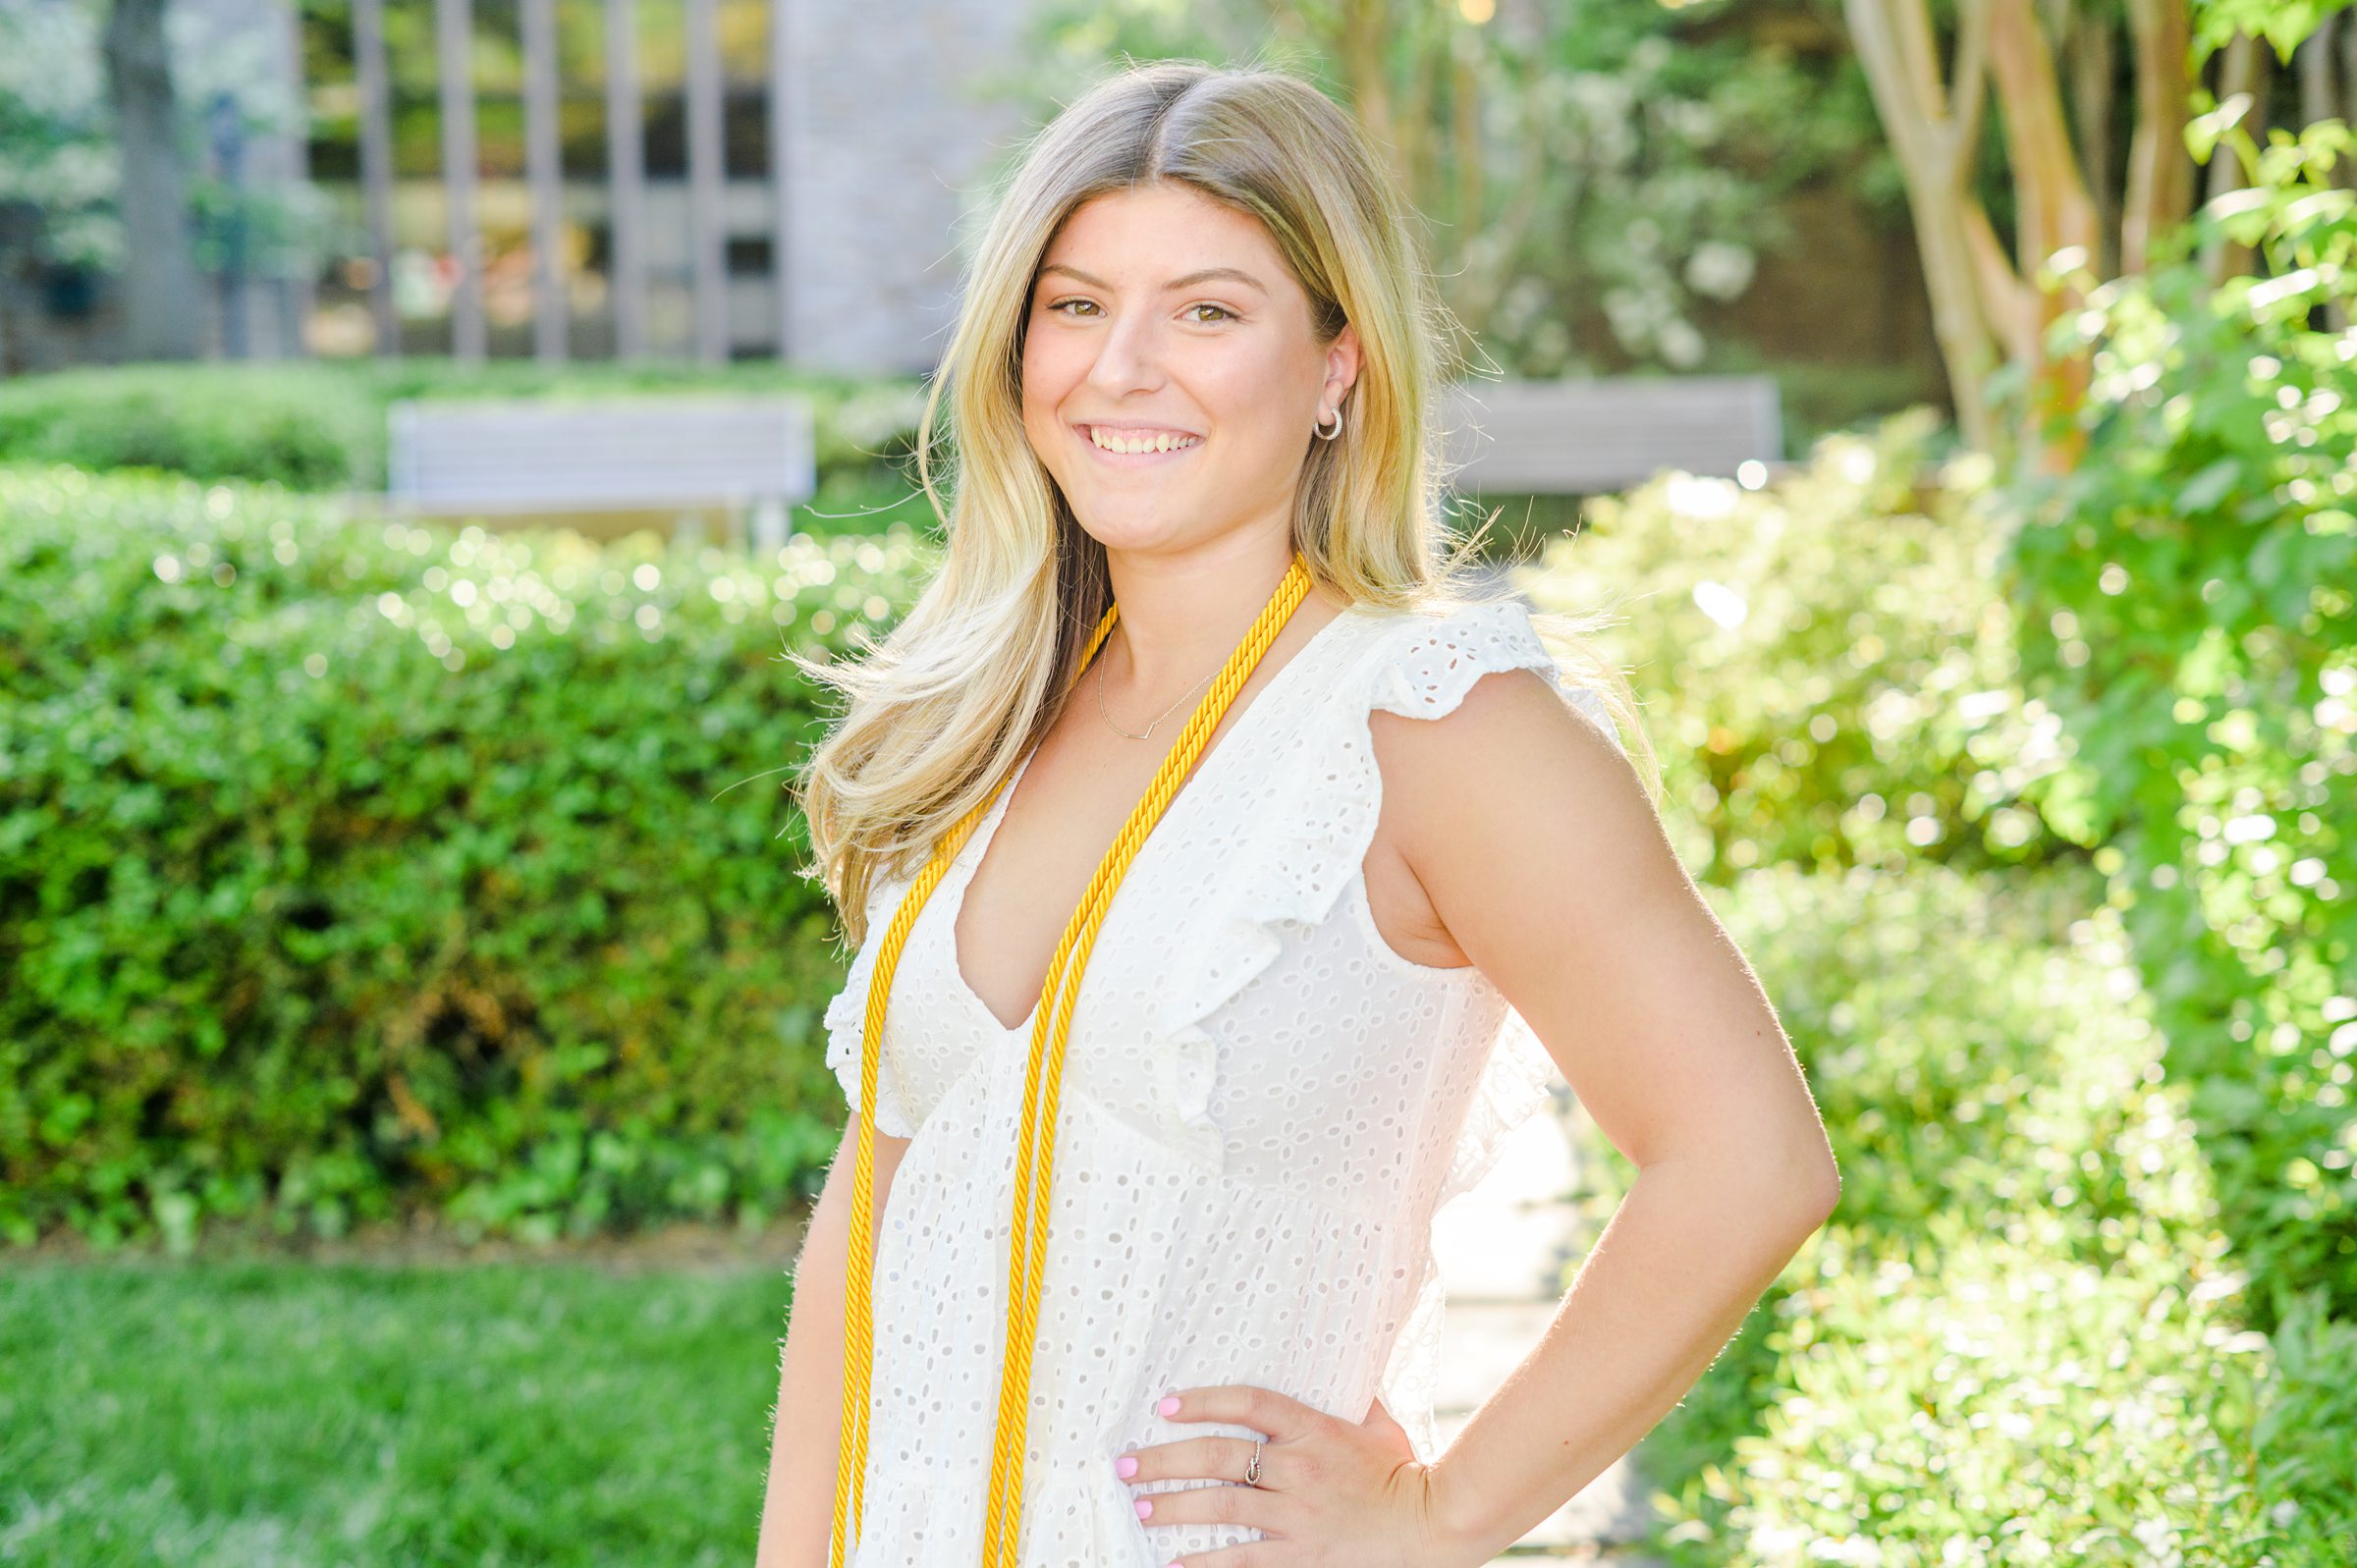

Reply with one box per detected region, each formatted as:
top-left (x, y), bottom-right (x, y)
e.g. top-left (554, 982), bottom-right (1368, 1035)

top-left (791, 58), bottom-right (1658, 946)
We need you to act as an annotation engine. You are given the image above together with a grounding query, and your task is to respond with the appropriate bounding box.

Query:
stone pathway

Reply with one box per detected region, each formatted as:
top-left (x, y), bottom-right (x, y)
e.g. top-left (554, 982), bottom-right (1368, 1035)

top-left (1428, 1080), bottom-right (1669, 1565)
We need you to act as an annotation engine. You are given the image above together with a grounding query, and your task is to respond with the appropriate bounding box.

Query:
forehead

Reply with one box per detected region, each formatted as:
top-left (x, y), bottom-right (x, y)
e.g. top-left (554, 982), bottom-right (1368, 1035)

top-left (1037, 185), bottom-right (1284, 279)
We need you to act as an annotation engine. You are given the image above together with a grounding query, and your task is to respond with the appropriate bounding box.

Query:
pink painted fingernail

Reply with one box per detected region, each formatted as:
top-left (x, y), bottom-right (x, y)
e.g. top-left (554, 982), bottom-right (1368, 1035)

top-left (1115, 1455), bottom-right (1138, 1479)
top-left (1134, 1497), bottom-right (1153, 1520)
top-left (1157, 1395), bottom-right (1180, 1416)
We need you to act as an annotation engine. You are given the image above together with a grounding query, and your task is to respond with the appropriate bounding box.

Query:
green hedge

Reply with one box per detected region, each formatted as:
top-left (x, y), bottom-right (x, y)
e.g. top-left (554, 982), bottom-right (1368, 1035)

top-left (1730, 1206), bottom-right (2272, 1563)
top-left (0, 360), bottom-right (935, 498)
top-left (1, 463), bottom-right (935, 1248)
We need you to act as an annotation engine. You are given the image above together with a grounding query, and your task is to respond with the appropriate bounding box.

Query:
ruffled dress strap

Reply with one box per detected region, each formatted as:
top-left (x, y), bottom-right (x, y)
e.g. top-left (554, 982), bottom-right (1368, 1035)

top-left (1357, 600), bottom-right (1624, 1209)
top-left (823, 871), bottom-right (919, 1140)
top-left (1148, 597), bottom-right (1625, 1186)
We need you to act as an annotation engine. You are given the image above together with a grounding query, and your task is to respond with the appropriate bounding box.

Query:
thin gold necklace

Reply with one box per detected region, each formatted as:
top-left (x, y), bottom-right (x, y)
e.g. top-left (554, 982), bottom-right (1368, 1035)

top-left (1094, 643), bottom-right (1217, 739)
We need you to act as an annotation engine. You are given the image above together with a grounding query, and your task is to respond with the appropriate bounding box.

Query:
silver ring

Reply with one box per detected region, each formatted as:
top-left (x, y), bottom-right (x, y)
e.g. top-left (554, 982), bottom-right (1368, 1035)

top-left (1242, 1438), bottom-right (1263, 1487)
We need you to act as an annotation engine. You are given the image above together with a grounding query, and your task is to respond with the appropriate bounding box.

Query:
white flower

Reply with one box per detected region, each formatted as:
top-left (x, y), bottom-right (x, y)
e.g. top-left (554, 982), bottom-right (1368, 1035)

top-left (1661, 318), bottom-right (1707, 368)
top-left (1685, 240), bottom-right (1758, 300)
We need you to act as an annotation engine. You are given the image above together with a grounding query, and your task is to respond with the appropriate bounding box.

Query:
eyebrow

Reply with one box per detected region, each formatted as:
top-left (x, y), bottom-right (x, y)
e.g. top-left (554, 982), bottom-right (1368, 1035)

top-left (1037, 263), bottom-right (1269, 297)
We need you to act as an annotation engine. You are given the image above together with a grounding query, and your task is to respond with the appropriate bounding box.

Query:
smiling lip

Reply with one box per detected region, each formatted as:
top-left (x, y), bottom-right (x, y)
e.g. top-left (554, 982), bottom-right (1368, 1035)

top-left (1074, 423), bottom-right (1204, 465)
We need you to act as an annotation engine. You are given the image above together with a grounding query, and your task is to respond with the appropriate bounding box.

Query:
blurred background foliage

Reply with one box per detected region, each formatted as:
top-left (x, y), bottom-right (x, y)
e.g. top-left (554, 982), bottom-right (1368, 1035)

top-left (1534, 409), bottom-right (2065, 883)
top-left (1012, 0), bottom-right (1896, 379)
top-left (0, 357), bottom-right (934, 494)
top-left (4, 0), bottom-right (2355, 1561)
top-left (2007, 106), bottom-right (2357, 1325)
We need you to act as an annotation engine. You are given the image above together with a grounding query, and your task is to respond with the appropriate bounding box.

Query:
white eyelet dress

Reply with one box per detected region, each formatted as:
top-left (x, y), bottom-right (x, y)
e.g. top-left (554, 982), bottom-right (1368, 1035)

top-left (819, 598), bottom-right (1624, 1566)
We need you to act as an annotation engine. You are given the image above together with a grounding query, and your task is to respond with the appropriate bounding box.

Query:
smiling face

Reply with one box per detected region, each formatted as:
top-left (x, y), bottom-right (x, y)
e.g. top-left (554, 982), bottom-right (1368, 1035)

top-left (1020, 182), bottom-right (1358, 559)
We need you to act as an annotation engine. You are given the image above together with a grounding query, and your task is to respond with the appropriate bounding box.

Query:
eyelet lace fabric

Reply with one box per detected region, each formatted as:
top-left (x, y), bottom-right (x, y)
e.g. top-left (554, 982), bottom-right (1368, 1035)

top-left (818, 599), bottom-right (1625, 1565)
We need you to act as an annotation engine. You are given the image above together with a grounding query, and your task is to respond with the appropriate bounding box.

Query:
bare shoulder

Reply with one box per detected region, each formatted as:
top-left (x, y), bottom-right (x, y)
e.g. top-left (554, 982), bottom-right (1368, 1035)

top-left (1364, 629), bottom-right (1834, 1195)
top-left (1367, 656), bottom-right (1643, 871)
top-left (1355, 607), bottom-right (1657, 971)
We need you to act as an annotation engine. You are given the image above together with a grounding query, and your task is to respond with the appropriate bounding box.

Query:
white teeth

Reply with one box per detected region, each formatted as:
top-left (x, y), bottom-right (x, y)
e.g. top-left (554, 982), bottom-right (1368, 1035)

top-left (1089, 426), bottom-right (1200, 455)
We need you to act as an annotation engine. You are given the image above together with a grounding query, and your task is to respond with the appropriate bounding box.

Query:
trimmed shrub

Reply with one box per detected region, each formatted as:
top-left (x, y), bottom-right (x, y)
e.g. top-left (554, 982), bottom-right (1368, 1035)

top-left (0, 360), bottom-right (932, 497)
top-left (1724, 1206), bottom-right (2272, 1565)
top-left (1, 463), bottom-right (933, 1247)
top-left (0, 365), bottom-right (379, 491)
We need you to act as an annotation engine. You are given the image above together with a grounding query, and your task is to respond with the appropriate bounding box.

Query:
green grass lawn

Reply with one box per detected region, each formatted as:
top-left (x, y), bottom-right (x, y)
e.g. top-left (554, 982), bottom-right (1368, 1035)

top-left (1, 1249), bottom-right (798, 1567)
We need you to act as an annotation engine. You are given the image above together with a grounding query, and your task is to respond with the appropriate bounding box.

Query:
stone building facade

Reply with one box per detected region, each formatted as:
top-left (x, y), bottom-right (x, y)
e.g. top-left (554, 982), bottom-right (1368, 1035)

top-left (773, 0), bottom-right (1031, 373)
top-left (1, 0), bottom-right (1039, 378)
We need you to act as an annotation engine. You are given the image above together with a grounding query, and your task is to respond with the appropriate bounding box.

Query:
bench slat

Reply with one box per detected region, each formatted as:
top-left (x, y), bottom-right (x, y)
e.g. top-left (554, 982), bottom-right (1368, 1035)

top-left (1435, 375), bottom-right (1781, 493)
top-left (388, 398), bottom-right (817, 512)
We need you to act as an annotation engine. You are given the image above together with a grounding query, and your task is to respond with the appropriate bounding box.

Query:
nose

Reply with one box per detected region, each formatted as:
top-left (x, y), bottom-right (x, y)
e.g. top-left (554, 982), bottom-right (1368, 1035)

top-left (1082, 309), bottom-right (1167, 400)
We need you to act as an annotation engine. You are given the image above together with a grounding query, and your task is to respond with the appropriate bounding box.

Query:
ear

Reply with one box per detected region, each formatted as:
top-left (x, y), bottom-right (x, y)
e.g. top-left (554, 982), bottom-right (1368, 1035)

top-left (1323, 321), bottom-right (1361, 409)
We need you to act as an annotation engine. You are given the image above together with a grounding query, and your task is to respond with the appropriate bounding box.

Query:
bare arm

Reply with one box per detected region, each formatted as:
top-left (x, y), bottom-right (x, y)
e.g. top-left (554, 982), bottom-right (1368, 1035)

top-left (754, 1113), bottom-right (913, 1568)
top-left (1371, 671), bottom-right (1842, 1562)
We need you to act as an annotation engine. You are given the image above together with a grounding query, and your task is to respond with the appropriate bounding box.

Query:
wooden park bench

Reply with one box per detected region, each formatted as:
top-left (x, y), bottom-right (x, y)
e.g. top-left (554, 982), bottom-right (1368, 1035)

top-left (1434, 374), bottom-right (1784, 496)
top-left (383, 396), bottom-right (816, 552)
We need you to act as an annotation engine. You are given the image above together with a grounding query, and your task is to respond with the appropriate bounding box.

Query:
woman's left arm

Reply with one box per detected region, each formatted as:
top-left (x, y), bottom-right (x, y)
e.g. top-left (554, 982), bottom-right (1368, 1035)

top-left (1388, 667), bottom-right (1841, 1559)
top-left (1125, 667), bottom-right (1839, 1566)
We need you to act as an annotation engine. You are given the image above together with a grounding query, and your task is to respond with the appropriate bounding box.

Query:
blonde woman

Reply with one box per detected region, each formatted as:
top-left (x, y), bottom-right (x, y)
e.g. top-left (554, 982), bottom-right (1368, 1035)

top-left (758, 59), bottom-right (1838, 1568)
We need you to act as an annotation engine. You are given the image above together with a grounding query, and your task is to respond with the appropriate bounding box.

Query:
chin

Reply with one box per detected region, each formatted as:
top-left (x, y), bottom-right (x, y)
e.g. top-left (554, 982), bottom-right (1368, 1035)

top-left (1066, 505), bottom-right (1197, 557)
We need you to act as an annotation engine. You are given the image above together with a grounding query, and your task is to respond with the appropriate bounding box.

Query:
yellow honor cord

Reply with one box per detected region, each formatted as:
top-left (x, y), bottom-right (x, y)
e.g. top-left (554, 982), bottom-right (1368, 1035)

top-left (831, 553), bottom-right (1316, 1567)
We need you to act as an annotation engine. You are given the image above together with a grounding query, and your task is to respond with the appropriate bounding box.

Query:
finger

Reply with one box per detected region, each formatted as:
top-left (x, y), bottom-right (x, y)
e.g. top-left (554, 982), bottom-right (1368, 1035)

top-left (1162, 1383), bottom-right (1318, 1440)
top-left (1120, 1433), bottom-right (1264, 1488)
top-left (1131, 1475), bottom-right (1297, 1538)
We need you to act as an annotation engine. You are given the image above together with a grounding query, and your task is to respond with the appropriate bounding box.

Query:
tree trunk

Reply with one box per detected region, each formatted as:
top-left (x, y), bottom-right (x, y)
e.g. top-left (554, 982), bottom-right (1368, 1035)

top-left (102, 0), bottom-right (201, 361)
top-left (1987, 0), bottom-right (2100, 475)
top-left (2121, 0), bottom-right (2193, 276)
top-left (2299, 13), bottom-right (2337, 129)
top-left (2342, 15), bottom-right (2357, 172)
top-left (1843, 0), bottom-right (2002, 455)
top-left (2062, 1), bottom-right (2119, 276)
top-left (2307, 17), bottom-right (2351, 332)
top-left (2201, 30), bottom-right (2270, 285)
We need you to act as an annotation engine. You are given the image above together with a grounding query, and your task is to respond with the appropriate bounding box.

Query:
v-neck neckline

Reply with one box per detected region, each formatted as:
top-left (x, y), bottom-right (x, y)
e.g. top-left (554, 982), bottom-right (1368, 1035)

top-left (943, 599), bottom-right (1372, 1038)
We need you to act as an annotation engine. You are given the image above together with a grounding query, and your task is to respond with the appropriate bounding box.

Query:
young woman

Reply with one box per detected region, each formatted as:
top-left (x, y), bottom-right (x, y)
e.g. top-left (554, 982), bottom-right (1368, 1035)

top-left (758, 59), bottom-right (1839, 1568)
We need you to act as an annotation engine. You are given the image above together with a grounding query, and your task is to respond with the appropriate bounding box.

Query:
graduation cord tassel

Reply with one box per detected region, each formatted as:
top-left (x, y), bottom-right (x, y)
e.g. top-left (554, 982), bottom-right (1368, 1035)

top-left (830, 552), bottom-right (1316, 1568)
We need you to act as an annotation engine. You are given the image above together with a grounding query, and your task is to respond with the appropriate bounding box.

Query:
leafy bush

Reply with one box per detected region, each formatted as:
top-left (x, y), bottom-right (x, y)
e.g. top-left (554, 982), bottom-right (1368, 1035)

top-left (0, 463), bottom-right (934, 1248)
top-left (1525, 407), bottom-right (2079, 884)
top-left (1698, 865), bottom-right (2214, 1248)
top-left (2001, 115), bottom-right (2357, 1325)
top-left (1722, 1206), bottom-right (2274, 1565)
top-left (2249, 1286), bottom-right (2357, 1558)
top-left (1626, 866), bottom-right (2343, 1562)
